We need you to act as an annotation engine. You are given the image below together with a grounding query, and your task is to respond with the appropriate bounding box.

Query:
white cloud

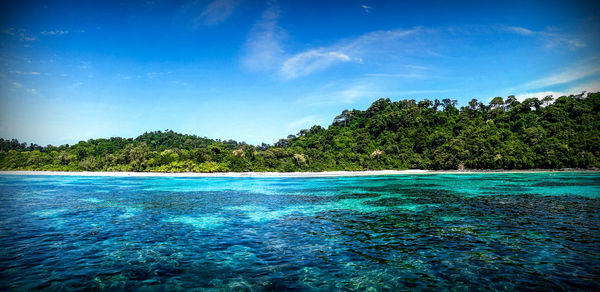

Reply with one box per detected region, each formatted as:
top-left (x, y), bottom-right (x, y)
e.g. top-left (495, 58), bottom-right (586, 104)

top-left (11, 70), bottom-right (40, 75)
top-left (521, 63), bottom-right (600, 90)
top-left (171, 80), bottom-right (189, 86)
top-left (12, 82), bottom-right (23, 88)
top-left (146, 71), bottom-right (171, 79)
top-left (505, 26), bottom-right (584, 49)
top-left (514, 79), bottom-right (600, 102)
top-left (286, 115), bottom-right (320, 129)
top-left (567, 79), bottom-right (600, 94)
top-left (298, 80), bottom-right (454, 106)
top-left (25, 88), bottom-right (37, 94)
top-left (178, 0), bottom-right (241, 27)
top-left (277, 28), bottom-right (419, 80)
top-left (298, 83), bottom-right (371, 105)
top-left (280, 51), bottom-right (351, 80)
top-left (40, 30), bottom-right (69, 36)
top-left (364, 72), bottom-right (430, 79)
top-left (195, 0), bottom-right (240, 26)
top-left (2, 28), bottom-right (37, 42)
top-left (505, 26), bottom-right (534, 36)
top-left (362, 4), bottom-right (372, 13)
top-left (514, 91), bottom-right (563, 102)
top-left (241, 1), bottom-right (285, 72)
top-left (242, 3), bottom-right (422, 80)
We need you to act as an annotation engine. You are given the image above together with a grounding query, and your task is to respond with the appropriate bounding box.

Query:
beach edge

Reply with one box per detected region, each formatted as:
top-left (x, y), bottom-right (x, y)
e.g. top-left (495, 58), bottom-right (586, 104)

top-left (0, 169), bottom-right (596, 178)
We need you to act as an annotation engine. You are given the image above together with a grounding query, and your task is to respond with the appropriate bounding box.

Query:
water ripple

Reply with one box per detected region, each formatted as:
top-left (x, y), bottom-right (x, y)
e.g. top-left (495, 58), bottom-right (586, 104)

top-left (0, 173), bottom-right (599, 290)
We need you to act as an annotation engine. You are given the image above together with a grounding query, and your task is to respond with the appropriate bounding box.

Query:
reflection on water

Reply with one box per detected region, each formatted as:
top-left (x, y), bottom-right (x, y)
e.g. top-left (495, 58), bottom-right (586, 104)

top-left (0, 173), bottom-right (599, 290)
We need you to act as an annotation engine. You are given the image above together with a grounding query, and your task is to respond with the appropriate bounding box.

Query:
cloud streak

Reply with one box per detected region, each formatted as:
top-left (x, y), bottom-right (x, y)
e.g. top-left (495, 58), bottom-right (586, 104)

top-left (2, 28), bottom-right (37, 42)
top-left (298, 80), bottom-right (454, 106)
top-left (514, 79), bottom-right (600, 102)
top-left (195, 0), bottom-right (240, 26)
top-left (242, 6), bottom-right (422, 81)
top-left (41, 30), bottom-right (69, 36)
top-left (10, 70), bottom-right (40, 75)
top-left (286, 115), bottom-right (320, 129)
top-left (505, 26), bottom-right (585, 49)
top-left (521, 61), bottom-right (600, 90)
top-left (280, 51), bottom-right (351, 80)
top-left (279, 28), bottom-right (420, 80)
top-left (241, 1), bottom-right (285, 72)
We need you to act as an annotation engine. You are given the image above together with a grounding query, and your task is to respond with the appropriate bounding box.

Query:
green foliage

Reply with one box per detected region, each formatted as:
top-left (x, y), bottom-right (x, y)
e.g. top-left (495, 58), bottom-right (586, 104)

top-left (1, 92), bottom-right (599, 172)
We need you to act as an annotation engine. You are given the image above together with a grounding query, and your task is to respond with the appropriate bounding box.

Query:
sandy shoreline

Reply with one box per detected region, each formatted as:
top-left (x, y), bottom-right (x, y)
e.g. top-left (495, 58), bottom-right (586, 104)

top-left (0, 169), bottom-right (595, 178)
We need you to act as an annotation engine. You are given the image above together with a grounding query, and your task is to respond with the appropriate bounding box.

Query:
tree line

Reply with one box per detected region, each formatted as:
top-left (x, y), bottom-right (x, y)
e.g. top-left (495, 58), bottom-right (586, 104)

top-left (1, 92), bottom-right (598, 172)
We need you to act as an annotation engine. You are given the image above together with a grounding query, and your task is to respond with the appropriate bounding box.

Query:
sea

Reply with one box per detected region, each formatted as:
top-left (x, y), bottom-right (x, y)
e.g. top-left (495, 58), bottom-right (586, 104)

top-left (0, 172), bottom-right (599, 290)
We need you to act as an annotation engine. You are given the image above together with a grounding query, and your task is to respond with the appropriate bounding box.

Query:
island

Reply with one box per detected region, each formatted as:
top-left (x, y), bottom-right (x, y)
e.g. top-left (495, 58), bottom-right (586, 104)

top-left (1, 92), bottom-right (598, 173)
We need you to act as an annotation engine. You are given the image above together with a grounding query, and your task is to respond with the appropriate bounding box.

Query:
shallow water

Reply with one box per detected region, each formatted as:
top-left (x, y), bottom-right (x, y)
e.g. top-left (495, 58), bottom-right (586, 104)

top-left (0, 173), bottom-right (599, 290)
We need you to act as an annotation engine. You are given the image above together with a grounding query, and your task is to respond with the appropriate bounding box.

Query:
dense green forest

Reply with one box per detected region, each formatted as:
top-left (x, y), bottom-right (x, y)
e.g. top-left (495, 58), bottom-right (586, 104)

top-left (1, 92), bottom-right (599, 172)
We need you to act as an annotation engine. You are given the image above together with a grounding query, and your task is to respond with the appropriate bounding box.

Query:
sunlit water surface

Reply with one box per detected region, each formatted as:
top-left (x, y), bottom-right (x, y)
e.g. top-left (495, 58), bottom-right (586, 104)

top-left (0, 173), bottom-right (599, 290)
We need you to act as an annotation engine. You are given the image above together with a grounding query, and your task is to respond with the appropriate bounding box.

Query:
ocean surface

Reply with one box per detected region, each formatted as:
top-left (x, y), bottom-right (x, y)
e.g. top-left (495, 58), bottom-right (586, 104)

top-left (0, 173), bottom-right (599, 291)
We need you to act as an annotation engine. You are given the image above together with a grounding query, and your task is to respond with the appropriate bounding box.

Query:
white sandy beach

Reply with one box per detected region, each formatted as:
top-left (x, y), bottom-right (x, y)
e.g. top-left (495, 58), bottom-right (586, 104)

top-left (0, 169), bottom-right (593, 178)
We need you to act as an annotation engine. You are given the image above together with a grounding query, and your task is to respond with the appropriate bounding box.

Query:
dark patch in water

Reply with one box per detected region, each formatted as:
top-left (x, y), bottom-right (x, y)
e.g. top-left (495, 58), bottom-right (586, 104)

top-left (336, 193), bottom-right (381, 199)
top-left (481, 185), bottom-right (531, 192)
top-left (533, 181), bottom-right (600, 187)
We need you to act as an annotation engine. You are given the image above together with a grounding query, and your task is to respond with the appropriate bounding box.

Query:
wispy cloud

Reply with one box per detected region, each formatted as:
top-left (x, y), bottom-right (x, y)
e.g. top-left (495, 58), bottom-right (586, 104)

top-left (171, 80), bottom-right (189, 86)
top-left (297, 83), bottom-right (372, 105)
top-left (241, 1), bottom-right (285, 72)
top-left (178, 0), bottom-right (241, 28)
top-left (505, 26), bottom-right (585, 49)
top-left (521, 61), bottom-right (600, 90)
top-left (10, 70), bottom-right (40, 75)
top-left (515, 70), bottom-right (600, 101)
top-left (505, 26), bottom-right (534, 36)
top-left (242, 3), bottom-right (425, 80)
top-left (286, 115), bottom-right (320, 129)
top-left (243, 6), bottom-right (421, 81)
top-left (195, 0), bottom-right (240, 25)
top-left (513, 91), bottom-right (563, 102)
top-left (16, 31), bottom-right (35, 42)
top-left (280, 51), bottom-right (352, 80)
top-left (514, 79), bottom-right (600, 102)
top-left (361, 4), bottom-right (372, 13)
top-left (364, 72), bottom-right (431, 79)
top-left (567, 79), bottom-right (600, 95)
top-left (280, 28), bottom-right (420, 80)
top-left (12, 82), bottom-right (23, 88)
top-left (25, 88), bottom-right (37, 94)
top-left (146, 71), bottom-right (172, 79)
top-left (298, 80), bottom-right (454, 106)
top-left (40, 30), bottom-right (69, 36)
top-left (2, 28), bottom-right (37, 42)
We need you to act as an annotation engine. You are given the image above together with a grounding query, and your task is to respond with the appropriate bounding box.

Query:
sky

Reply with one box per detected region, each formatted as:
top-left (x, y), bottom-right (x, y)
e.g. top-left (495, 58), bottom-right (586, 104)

top-left (1, 0), bottom-right (599, 146)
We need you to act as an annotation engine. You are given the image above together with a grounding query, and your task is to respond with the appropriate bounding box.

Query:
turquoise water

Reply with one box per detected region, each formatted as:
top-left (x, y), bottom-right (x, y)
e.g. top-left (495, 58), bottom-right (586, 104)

top-left (0, 173), bottom-right (599, 290)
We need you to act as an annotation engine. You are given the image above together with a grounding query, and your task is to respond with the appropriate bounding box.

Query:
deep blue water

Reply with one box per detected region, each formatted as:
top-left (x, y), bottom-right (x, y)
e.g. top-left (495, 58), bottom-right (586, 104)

top-left (0, 173), bottom-right (599, 291)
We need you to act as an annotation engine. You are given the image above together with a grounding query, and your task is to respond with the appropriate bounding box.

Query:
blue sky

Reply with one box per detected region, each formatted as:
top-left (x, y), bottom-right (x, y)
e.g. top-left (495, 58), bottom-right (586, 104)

top-left (1, 0), bottom-right (599, 146)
